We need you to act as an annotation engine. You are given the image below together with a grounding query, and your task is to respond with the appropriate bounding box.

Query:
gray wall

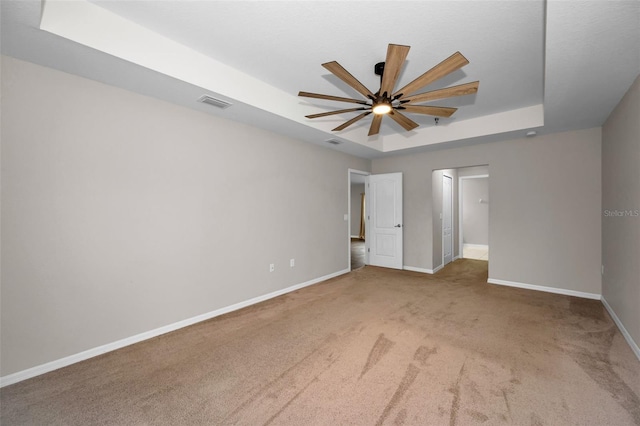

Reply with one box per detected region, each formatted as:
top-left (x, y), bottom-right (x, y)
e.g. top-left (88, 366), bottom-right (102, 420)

top-left (373, 127), bottom-right (602, 294)
top-left (462, 178), bottom-right (489, 245)
top-left (0, 56), bottom-right (370, 376)
top-left (602, 74), bottom-right (640, 348)
top-left (458, 165), bottom-right (489, 178)
top-left (350, 183), bottom-right (364, 237)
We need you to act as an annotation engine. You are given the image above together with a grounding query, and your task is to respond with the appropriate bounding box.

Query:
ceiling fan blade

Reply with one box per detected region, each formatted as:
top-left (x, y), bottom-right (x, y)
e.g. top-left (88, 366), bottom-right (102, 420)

top-left (402, 81), bottom-right (479, 104)
top-left (388, 110), bottom-right (419, 132)
top-left (380, 44), bottom-right (410, 98)
top-left (393, 52), bottom-right (469, 99)
top-left (400, 105), bottom-right (457, 117)
top-left (368, 114), bottom-right (383, 136)
top-left (298, 91), bottom-right (368, 105)
top-left (333, 111), bottom-right (372, 131)
top-left (322, 61), bottom-right (375, 99)
top-left (306, 107), bottom-right (367, 119)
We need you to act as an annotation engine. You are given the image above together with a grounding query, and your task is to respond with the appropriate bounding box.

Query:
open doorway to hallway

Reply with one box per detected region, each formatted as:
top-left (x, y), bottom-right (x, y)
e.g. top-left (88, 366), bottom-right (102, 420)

top-left (459, 167), bottom-right (489, 261)
top-left (431, 165), bottom-right (489, 271)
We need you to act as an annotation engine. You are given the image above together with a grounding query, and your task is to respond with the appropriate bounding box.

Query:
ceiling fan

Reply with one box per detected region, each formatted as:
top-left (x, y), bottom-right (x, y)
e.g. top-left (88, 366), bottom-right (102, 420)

top-left (298, 44), bottom-right (479, 136)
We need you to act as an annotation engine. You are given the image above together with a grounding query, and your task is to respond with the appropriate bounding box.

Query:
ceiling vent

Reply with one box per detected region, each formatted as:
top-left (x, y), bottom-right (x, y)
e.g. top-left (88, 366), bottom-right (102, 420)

top-left (324, 138), bottom-right (343, 145)
top-left (197, 95), bottom-right (232, 109)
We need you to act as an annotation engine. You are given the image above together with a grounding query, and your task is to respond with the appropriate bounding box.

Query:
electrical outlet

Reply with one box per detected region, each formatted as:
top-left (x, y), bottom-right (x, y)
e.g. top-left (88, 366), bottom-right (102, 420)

top-left (269, 263), bottom-right (275, 272)
top-left (290, 258), bottom-right (295, 268)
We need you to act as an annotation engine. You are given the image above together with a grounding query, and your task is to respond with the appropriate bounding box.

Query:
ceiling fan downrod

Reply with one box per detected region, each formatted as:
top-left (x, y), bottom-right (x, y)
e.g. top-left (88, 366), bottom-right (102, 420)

top-left (374, 62), bottom-right (386, 80)
top-left (372, 61), bottom-right (394, 112)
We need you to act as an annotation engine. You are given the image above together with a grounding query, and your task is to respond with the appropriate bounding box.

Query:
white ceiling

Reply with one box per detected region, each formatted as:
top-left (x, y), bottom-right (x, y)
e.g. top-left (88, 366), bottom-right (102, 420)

top-left (2, 1), bottom-right (639, 159)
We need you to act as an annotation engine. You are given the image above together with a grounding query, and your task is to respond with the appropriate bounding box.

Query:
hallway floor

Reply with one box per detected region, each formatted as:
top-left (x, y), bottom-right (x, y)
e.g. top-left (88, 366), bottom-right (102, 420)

top-left (351, 238), bottom-right (365, 270)
top-left (463, 244), bottom-right (489, 261)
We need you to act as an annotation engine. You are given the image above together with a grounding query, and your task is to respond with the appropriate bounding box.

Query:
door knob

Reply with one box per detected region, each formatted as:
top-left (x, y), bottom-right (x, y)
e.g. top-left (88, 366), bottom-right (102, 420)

top-left (395, 224), bottom-right (402, 228)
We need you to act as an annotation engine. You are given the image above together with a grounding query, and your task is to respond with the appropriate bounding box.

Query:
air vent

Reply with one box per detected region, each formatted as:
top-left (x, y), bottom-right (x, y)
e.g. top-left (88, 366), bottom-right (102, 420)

top-left (324, 138), bottom-right (343, 145)
top-left (197, 95), bottom-right (232, 109)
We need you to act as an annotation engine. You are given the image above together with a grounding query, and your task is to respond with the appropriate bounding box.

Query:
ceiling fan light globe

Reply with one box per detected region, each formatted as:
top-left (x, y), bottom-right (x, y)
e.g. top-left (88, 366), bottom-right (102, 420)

top-left (372, 103), bottom-right (392, 115)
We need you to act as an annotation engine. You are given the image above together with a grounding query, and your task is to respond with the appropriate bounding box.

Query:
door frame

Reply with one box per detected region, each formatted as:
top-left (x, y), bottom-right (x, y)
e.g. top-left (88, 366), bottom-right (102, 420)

top-left (442, 173), bottom-right (454, 267)
top-left (458, 174), bottom-right (489, 258)
top-left (348, 169), bottom-right (370, 270)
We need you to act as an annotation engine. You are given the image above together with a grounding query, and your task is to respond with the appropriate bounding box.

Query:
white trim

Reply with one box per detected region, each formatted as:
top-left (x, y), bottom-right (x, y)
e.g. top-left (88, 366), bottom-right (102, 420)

top-left (0, 268), bottom-right (349, 388)
top-left (459, 174), bottom-right (490, 179)
top-left (404, 265), bottom-right (442, 274)
top-left (350, 235), bottom-right (360, 239)
top-left (601, 297), bottom-right (640, 361)
top-left (463, 243), bottom-right (489, 250)
top-left (453, 255), bottom-right (461, 261)
top-left (487, 278), bottom-right (601, 300)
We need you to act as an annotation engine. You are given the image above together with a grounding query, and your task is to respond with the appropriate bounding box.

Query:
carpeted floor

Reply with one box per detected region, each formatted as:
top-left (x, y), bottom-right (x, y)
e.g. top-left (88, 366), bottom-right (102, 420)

top-left (2, 259), bottom-right (639, 425)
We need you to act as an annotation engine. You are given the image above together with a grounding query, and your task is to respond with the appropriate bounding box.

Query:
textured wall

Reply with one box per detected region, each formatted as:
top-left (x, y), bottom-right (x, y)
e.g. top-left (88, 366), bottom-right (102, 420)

top-left (602, 74), bottom-right (640, 349)
top-left (462, 178), bottom-right (489, 245)
top-left (0, 57), bottom-right (370, 376)
top-left (373, 128), bottom-right (602, 295)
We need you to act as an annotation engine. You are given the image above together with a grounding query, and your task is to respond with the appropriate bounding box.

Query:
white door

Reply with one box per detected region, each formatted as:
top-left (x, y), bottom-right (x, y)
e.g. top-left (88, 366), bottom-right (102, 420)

top-left (366, 173), bottom-right (403, 269)
top-left (443, 174), bottom-right (453, 265)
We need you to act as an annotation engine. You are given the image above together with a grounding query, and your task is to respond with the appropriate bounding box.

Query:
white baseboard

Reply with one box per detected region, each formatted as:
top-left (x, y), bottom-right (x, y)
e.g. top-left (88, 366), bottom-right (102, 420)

top-left (350, 235), bottom-right (359, 239)
top-left (453, 255), bottom-right (461, 261)
top-left (463, 244), bottom-right (489, 250)
top-left (0, 268), bottom-right (349, 388)
top-left (404, 264), bottom-right (442, 274)
top-left (601, 297), bottom-right (640, 361)
top-left (487, 278), bottom-right (601, 300)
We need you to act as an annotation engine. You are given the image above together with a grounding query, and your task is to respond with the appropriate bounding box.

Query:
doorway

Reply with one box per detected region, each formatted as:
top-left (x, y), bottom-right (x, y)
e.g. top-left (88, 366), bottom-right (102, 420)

top-left (442, 174), bottom-right (454, 266)
top-left (459, 173), bottom-right (489, 260)
top-left (349, 169), bottom-right (369, 270)
top-left (431, 168), bottom-right (458, 271)
top-left (432, 165), bottom-right (489, 271)
top-left (348, 170), bottom-right (404, 271)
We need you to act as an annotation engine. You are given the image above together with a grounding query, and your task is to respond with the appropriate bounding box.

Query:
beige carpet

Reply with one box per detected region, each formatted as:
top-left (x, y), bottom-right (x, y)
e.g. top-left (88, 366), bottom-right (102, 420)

top-left (2, 260), bottom-right (639, 425)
